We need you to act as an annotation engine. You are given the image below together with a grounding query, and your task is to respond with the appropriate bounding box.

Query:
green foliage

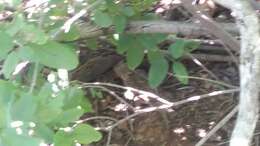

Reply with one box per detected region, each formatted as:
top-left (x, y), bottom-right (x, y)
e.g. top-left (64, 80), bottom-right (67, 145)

top-left (93, 10), bottom-right (113, 28)
top-left (113, 15), bottom-right (127, 33)
top-left (28, 41), bottom-right (79, 70)
top-left (172, 62), bottom-right (189, 84)
top-left (148, 51), bottom-right (169, 88)
top-left (126, 43), bottom-right (145, 70)
top-left (0, 31), bottom-right (14, 60)
top-left (53, 124), bottom-right (102, 146)
top-left (169, 40), bottom-right (186, 59)
top-left (0, 0), bottom-right (201, 145)
top-left (2, 51), bottom-right (20, 79)
top-left (0, 79), bottom-right (100, 146)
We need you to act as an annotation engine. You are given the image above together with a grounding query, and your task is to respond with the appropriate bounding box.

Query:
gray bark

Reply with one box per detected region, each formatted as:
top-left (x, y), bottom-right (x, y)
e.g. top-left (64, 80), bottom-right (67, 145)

top-left (213, 0), bottom-right (260, 146)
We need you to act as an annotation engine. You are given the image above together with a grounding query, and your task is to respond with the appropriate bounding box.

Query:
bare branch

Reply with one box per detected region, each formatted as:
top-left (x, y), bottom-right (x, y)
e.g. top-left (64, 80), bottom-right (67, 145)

top-left (76, 20), bottom-right (239, 39)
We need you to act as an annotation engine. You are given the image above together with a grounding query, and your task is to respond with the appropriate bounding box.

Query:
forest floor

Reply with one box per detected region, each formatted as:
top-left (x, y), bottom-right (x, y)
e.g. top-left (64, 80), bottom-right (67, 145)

top-left (71, 1), bottom-right (260, 146)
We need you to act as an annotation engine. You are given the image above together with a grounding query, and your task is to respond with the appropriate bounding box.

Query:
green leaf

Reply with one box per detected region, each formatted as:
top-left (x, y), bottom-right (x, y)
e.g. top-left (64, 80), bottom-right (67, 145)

top-left (52, 108), bottom-right (84, 126)
top-left (172, 62), bottom-right (189, 84)
top-left (148, 50), bottom-right (164, 63)
top-left (84, 38), bottom-right (98, 50)
top-left (121, 6), bottom-right (135, 16)
top-left (50, 26), bottom-right (80, 41)
top-left (0, 31), bottom-right (14, 60)
top-left (54, 130), bottom-right (74, 146)
top-left (18, 24), bottom-right (48, 44)
top-left (62, 87), bottom-right (93, 112)
top-left (72, 124), bottom-right (102, 144)
top-left (34, 124), bottom-right (55, 143)
top-left (11, 93), bottom-right (37, 121)
top-left (2, 51), bottom-right (20, 79)
top-left (29, 41), bottom-right (79, 70)
top-left (105, 0), bottom-right (121, 14)
top-left (1, 128), bottom-right (41, 146)
top-left (0, 80), bottom-right (16, 104)
top-left (169, 40), bottom-right (185, 59)
top-left (0, 100), bottom-right (7, 128)
top-left (126, 45), bottom-right (144, 70)
top-left (184, 41), bottom-right (200, 51)
top-left (148, 51), bottom-right (168, 88)
top-left (116, 34), bottom-right (134, 54)
top-left (113, 15), bottom-right (127, 33)
top-left (17, 46), bottom-right (37, 62)
top-left (93, 11), bottom-right (112, 28)
top-left (36, 96), bottom-right (64, 124)
top-left (0, 80), bottom-right (16, 128)
top-left (137, 34), bottom-right (167, 51)
top-left (6, 14), bottom-right (25, 36)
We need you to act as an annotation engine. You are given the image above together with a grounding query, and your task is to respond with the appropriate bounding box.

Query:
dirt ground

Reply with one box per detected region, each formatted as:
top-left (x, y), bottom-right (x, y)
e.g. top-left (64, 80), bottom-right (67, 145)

top-left (71, 1), bottom-right (260, 146)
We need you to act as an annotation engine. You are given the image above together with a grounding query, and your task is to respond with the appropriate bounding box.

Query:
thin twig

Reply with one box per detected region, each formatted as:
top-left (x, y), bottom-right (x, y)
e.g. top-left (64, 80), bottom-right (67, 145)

top-left (83, 85), bottom-right (134, 110)
top-left (171, 75), bottom-right (238, 89)
top-left (187, 53), bottom-right (220, 80)
top-left (195, 106), bottom-right (238, 146)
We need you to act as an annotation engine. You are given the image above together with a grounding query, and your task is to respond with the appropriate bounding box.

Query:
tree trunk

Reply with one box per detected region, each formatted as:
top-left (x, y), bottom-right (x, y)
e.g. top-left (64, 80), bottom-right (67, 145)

top-left (213, 0), bottom-right (260, 146)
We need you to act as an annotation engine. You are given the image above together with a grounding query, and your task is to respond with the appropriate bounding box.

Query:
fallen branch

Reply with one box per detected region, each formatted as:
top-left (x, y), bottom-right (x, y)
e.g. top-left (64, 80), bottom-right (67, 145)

top-left (75, 20), bottom-right (239, 39)
top-left (181, 0), bottom-right (240, 59)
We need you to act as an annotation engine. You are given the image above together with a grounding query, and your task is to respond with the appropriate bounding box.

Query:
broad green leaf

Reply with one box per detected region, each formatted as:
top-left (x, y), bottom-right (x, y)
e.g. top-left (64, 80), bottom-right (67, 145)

top-left (84, 38), bottom-right (98, 50)
top-left (127, 45), bottom-right (144, 70)
top-left (138, 35), bottom-right (157, 51)
top-left (36, 96), bottom-right (64, 123)
top-left (122, 6), bottom-right (135, 16)
top-left (52, 108), bottom-right (84, 126)
top-left (62, 87), bottom-right (92, 112)
top-left (2, 51), bottom-right (20, 79)
top-left (17, 46), bottom-right (37, 61)
top-left (0, 100), bottom-right (7, 128)
top-left (1, 128), bottom-right (41, 146)
top-left (50, 26), bottom-right (80, 41)
top-left (0, 80), bottom-right (16, 103)
top-left (113, 15), bottom-right (127, 33)
top-left (34, 124), bottom-right (55, 143)
top-left (54, 130), bottom-right (74, 146)
top-left (172, 62), bottom-right (189, 84)
top-left (184, 41), bottom-right (200, 52)
top-left (0, 80), bottom-right (16, 127)
top-left (105, 0), bottom-right (121, 14)
top-left (169, 40), bottom-right (185, 59)
top-left (11, 93), bottom-right (37, 121)
top-left (138, 34), bottom-right (167, 51)
top-left (38, 83), bottom-right (53, 99)
top-left (72, 124), bottom-right (102, 144)
top-left (36, 106), bottom-right (62, 124)
top-left (0, 31), bottom-right (14, 60)
top-left (148, 50), bottom-right (164, 63)
top-left (116, 34), bottom-right (134, 54)
top-left (29, 41), bottom-right (79, 70)
top-left (18, 24), bottom-right (48, 44)
top-left (93, 11), bottom-right (112, 27)
top-left (6, 14), bottom-right (25, 36)
top-left (148, 51), bottom-right (168, 88)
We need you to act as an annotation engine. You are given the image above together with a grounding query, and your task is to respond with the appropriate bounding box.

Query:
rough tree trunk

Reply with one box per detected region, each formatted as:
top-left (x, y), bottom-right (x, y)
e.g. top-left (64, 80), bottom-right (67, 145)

top-left (213, 0), bottom-right (260, 146)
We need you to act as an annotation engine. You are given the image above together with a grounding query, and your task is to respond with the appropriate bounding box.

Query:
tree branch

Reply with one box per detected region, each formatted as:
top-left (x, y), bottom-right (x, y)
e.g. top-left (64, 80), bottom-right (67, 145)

top-left (75, 20), bottom-right (239, 39)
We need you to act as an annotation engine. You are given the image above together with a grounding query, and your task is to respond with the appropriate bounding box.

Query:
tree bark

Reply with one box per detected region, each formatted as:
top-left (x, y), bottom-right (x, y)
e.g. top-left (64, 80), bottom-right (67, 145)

top-left (212, 0), bottom-right (260, 146)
